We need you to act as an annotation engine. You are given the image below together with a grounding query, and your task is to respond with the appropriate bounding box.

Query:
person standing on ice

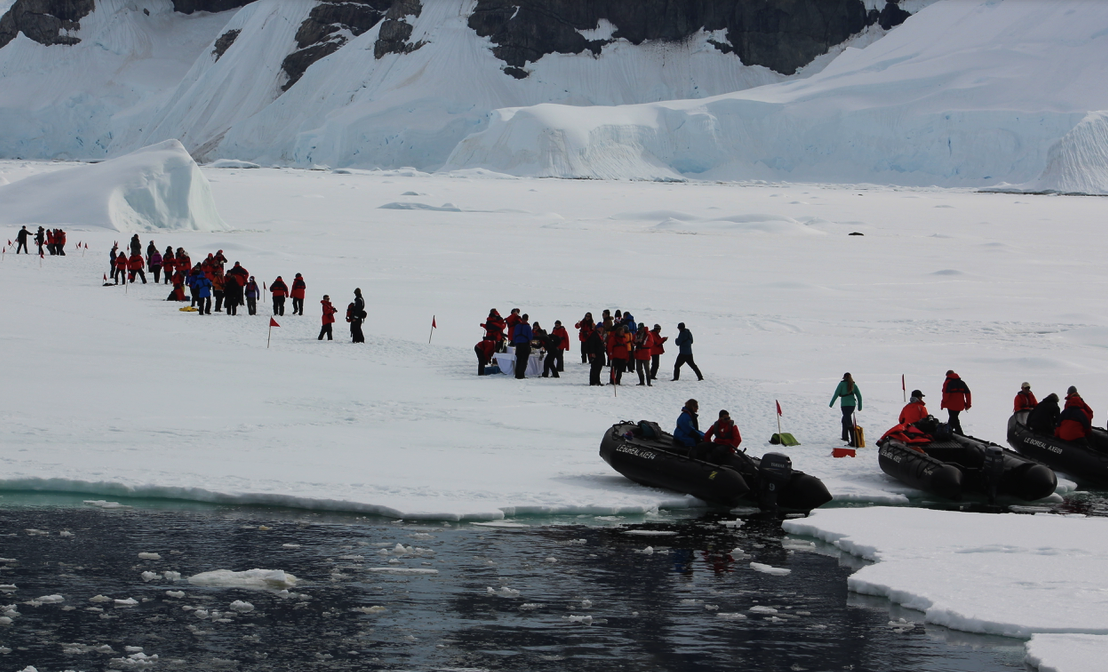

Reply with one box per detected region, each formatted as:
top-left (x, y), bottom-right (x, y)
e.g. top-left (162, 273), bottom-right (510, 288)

top-left (899, 390), bottom-right (929, 425)
top-left (244, 276), bottom-right (260, 315)
top-left (34, 227), bottom-right (45, 256)
top-left (649, 324), bottom-right (667, 382)
top-left (129, 234), bottom-right (141, 258)
top-left (291, 273), bottom-right (307, 315)
top-left (575, 313), bottom-right (595, 364)
top-left (829, 372), bottom-right (863, 444)
top-left (148, 246), bottom-right (162, 284)
top-left (114, 250), bottom-right (128, 284)
top-left (551, 320), bottom-right (570, 372)
top-left (505, 308), bottom-right (522, 344)
top-left (940, 370), bottom-right (972, 434)
top-left (586, 324), bottom-right (607, 386)
top-left (349, 288), bottom-right (366, 343)
top-left (128, 251), bottom-right (147, 283)
top-left (475, 337), bottom-right (496, 375)
top-left (512, 314), bottom-right (533, 379)
top-left (161, 246), bottom-right (175, 284)
top-left (193, 266), bottom-right (212, 315)
top-left (14, 226), bottom-right (30, 254)
top-left (1014, 382), bottom-right (1037, 413)
top-left (270, 276), bottom-right (289, 316)
top-left (318, 295), bottom-right (337, 340)
top-left (673, 399), bottom-right (704, 448)
top-left (633, 324), bottom-right (654, 386)
top-left (672, 323), bottom-right (703, 381)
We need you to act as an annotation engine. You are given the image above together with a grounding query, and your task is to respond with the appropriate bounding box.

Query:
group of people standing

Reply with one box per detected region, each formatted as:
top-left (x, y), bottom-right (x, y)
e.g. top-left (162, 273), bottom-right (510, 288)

top-left (13, 226), bottom-right (66, 256)
top-left (475, 307), bottom-right (704, 385)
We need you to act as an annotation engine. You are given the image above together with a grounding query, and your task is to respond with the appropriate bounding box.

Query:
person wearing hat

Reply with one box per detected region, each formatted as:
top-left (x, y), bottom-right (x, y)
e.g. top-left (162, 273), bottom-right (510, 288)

top-left (1014, 382), bottom-right (1037, 413)
top-left (318, 294), bottom-right (337, 340)
top-left (291, 273), bottom-right (307, 315)
top-left (1027, 393), bottom-right (1061, 436)
top-left (672, 322), bottom-right (703, 381)
top-left (649, 324), bottom-right (667, 381)
top-left (1057, 386), bottom-right (1093, 442)
top-left (829, 373), bottom-right (863, 444)
top-left (14, 225), bottom-right (30, 254)
top-left (940, 370), bottom-right (972, 434)
top-left (899, 390), bottom-right (929, 425)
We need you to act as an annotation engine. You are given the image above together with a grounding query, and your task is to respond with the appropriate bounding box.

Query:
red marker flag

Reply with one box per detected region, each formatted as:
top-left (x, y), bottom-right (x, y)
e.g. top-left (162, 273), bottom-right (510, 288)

top-left (776, 400), bottom-right (783, 416)
top-left (103, 273), bottom-right (107, 282)
top-left (428, 315), bottom-right (437, 343)
top-left (6, 240), bottom-right (10, 246)
top-left (269, 318), bottom-right (280, 328)
top-left (267, 318), bottom-right (279, 348)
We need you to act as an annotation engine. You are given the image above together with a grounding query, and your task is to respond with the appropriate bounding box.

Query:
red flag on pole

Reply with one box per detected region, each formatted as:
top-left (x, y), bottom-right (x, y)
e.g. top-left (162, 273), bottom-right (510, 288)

top-left (103, 273), bottom-right (107, 282)
top-left (776, 400), bottom-right (783, 416)
top-left (428, 315), bottom-right (437, 343)
top-left (432, 316), bottom-right (437, 329)
top-left (6, 240), bottom-right (10, 246)
top-left (269, 318), bottom-right (280, 328)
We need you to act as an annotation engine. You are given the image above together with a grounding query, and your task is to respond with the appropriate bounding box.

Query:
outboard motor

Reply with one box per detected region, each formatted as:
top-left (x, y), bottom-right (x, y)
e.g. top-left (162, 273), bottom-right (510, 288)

top-left (983, 445), bottom-right (1006, 504)
top-left (757, 452), bottom-right (793, 512)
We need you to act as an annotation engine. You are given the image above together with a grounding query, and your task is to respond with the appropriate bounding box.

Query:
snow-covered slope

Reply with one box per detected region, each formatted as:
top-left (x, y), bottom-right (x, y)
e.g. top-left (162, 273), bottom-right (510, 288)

top-left (0, 140), bottom-right (226, 231)
top-left (444, 0), bottom-right (1108, 190)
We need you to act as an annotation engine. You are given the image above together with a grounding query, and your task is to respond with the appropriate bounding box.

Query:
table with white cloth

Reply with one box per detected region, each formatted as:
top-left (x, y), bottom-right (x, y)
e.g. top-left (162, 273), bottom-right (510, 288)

top-left (493, 349), bottom-right (543, 376)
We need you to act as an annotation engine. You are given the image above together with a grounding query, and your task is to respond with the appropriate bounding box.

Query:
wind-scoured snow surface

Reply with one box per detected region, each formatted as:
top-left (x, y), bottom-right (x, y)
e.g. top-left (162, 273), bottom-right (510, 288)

top-left (783, 508), bottom-right (1108, 671)
top-left (0, 140), bottom-right (226, 231)
top-left (446, 0), bottom-right (1108, 189)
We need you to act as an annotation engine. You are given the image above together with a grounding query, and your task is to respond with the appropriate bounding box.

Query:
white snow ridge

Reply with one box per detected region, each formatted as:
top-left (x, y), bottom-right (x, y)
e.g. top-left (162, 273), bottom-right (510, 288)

top-left (0, 140), bottom-right (226, 232)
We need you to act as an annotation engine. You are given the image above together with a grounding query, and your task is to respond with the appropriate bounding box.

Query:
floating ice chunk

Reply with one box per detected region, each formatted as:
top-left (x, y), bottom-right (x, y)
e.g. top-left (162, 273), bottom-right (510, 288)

top-left (355, 605), bottom-right (386, 614)
top-left (0, 617), bottom-right (11, 626)
top-left (0, 585), bottom-right (15, 592)
top-left (566, 615), bottom-right (593, 625)
top-left (108, 651), bottom-right (159, 669)
top-left (59, 531), bottom-right (74, 538)
top-left (638, 546), bottom-right (655, 555)
top-left (89, 595), bottom-right (112, 603)
top-left (730, 548), bottom-right (750, 559)
top-left (229, 600), bottom-right (254, 613)
top-left (124, 646), bottom-right (143, 653)
top-left (580, 599), bottom-right (592, 609)
top-left (622, 530), bottom-right (677, 536)
top-left (717, 520), bottom-right (745, 528)
top-left (165, 591), bottom-right (185, 599)
top-left (163, 571), bottom-right (181, 581)
top-left (749, 562), bottom-right (791, 576)
top-left (749, 605), bottom-right (779, 614)
top-left (679, 599), bottom-right (700, 605)
top-left (520, 603), bottom-right (544, 610)
top-left (31, 594), bottom-right (64, 605)
top-left (84, 501), bottom-right (131, 509)
top-left (138, 553), bottom-right (162, 561)
top-left (0, 558), bottom-right (15, 563)
top-left (717, 612), bottom-right (748, 620)
top-left (281, 544), bottom-right (301, 549)
top-left (114, 598), bottom-right (138, 607)
top-left (545, 557), bottom-right (558, 563)
top-left (187, 569), bottom-right (298, 590)
top-left (486, 586), bottom-right (520, 598)
top-left (25, 529), bottom-right (48, 536)
top-left (141, 572), bottom-right (159, 582)
top-left (704, 604), bottom-right (719, 611)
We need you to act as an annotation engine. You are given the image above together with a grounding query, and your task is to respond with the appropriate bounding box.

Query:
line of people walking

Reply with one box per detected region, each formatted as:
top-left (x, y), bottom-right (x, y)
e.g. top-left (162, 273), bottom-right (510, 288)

top-left (13, 226), bottom-right (67, 256)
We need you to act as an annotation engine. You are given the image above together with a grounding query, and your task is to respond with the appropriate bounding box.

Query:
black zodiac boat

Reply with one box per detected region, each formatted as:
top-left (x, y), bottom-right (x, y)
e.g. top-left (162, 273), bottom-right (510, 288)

top-left (876, 417), bottom-right (1057, 503)
top-left (599, 421), bottom-right (832, 513)
top-left (1007, 410), bottom-right (1108, 486)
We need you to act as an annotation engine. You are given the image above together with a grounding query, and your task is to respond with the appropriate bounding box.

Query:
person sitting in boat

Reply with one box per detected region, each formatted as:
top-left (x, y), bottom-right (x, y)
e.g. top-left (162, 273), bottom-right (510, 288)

top-left (899, 390), bottom-right (929, 425)
top-left (1064, 386), bottom-right (1094, 423)
top-left (694, 410), bottom-right (744, 464)
top-left (673, 399), bottom-right (704, 448)
top-left (1014, 382), bottom-right (1037, 413)
top-left (1056, 404), bottom-right (1093, 444)
top-left (1026, 393), bottom-right (1060, 435)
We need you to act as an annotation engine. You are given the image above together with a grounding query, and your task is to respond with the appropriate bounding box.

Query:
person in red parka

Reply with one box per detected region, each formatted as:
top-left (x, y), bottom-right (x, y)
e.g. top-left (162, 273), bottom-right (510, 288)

top-left (475, 338), bottom-right (497, 376)
top-left (1014, 382), bottom-right (1038, 413)
top-left (114, 248), bottom-right (128, 284)
top-left (481, 309), bottom-right (506, 350)
top-left (551, 320), bottom-right (570, 372)
top-left (575, 312), bottom-right (595, 364)
top-left (270, 276), bottom-right (288, 316)
top-left (649, 324), bottom-right (667, 382)
top-left (607, 324), bottom-right (631, 385)
top-left (318, 295), bottom-right (337, 340)
top-left (505, 308), bottom-right (521, 343)
top-left (128, 253), bottom-right (147, 283)
top-left (899, 390), bottom-right (929, 425)
top-left (291, 273), bottom-right (307, 315)
top-left (1056, 387), bottom-right (1093, 442)
top-left (633, 324), bottom-right (654, 387)
top-left (940, 370), bottom-right (971, 434)
top-left (695, 410), bottom-right (744, 465)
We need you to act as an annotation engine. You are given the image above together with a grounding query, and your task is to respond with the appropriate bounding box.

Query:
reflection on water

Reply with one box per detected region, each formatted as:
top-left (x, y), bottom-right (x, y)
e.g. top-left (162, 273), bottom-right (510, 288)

top-left (0, 500), bottom-right (1028, 671)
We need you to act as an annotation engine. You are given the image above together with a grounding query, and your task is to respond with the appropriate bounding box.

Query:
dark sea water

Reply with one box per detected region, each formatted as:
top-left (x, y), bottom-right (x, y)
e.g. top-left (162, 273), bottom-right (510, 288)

top-left (0, 494), bottom-right (1037, 672)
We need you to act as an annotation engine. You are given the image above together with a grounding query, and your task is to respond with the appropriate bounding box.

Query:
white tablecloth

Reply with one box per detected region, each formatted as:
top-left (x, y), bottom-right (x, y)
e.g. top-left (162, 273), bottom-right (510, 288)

top-left (493, 350), bottom-right (543, 376)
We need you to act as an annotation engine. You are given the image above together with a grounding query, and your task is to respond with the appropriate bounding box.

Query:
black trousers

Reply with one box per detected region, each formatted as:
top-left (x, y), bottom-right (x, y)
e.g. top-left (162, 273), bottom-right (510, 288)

top-left (198, 296), bottom-right (211, 314)
top-left (351, 319), bottom-right (364, 343)
top-left (514, 343), bottom-right (530, 379)
top-left (650, 354), bottom-right (660, 380)
top-left (152, 267), bottom-right (161, 283)
top-left (130, 269), bottom-right (146, 284)
top-left (16, 241), bottom-right (27, 253)
top-left (610, 358), bottom-right (626, 384)
top-left (190, 288), bottom-right (199, 307)
top-left (214, 291), bottom-right (224, 311)
top-left (636, 359), bottom-right (652, 385)
top-left (319, 324), bottom-right (333, 340)
top-left (589, 354), bottom-right (606, 385)
top-left (948, 410), bottom-right (963, 434)
top-left (476, 345), bottom-right (490, 375)
top-left (226, 298), bottom-right (239, 316)
top-left (247, 297), bottom-right (257, 315)
top-left (543, 350), bottom-right (559, 378)
top-left (554, 349), bottom-right (564, 372)
top-left (840, 406), bottom-right (856, 443)
top-left (673, 353), bottom-right (703, 381)
top-left (292, 297), bottom-right (304, 315)
top-left (581, 342), bottom-right (589, 363)
top-left (273, 296), bottom-right (285, 315)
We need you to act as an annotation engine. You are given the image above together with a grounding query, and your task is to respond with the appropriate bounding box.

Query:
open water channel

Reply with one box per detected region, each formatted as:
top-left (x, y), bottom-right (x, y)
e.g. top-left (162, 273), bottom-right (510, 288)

top-left (0, 492), bottom-right (1065, 672)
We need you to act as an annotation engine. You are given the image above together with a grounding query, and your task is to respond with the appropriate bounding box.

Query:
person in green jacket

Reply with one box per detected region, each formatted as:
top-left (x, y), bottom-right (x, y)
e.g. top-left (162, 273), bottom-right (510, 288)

top-left (829, 372), bottom-right (863, 444)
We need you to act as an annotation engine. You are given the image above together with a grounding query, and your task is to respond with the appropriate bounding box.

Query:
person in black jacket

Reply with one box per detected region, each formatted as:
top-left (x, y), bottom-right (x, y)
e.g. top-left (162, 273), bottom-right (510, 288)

top-left (1026, 393), bottom-right (1060, 436)
top-left (585, 326), bottom-right (607, 386)
top-left (15, 226), bottom-right (30, 254)
top-left (349, 288), bottom-right (365, 343)
top-left (539, 324), bottom-right (560, 378)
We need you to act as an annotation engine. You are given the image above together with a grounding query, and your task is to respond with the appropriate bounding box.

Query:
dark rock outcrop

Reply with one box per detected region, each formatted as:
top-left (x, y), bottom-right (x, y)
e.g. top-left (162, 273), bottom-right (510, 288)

top-left (876, 1), bottom-right (911, 30)
top-left (468, 0), bottom-right (877, 77)
top-left (373, 0), bottom-right (425, 59)
top-left (280, 0), bottom-right (392, 91)
top-left (212, 28), bottom-right (240, 61)
top-left (171, 0), bottom-right (254, 14)
top-left (0, 0), bottom-right (96, 49)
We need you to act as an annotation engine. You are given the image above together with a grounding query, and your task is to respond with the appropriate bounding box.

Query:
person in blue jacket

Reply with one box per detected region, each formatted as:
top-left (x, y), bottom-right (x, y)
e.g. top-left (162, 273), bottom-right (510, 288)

top-left (673, 322), bottom-right (704, 381)
top-left (190, 266), bottom-right (212, 315)
top-left (512, 314), bottom-right (533, 379)
top-left (829, 372), bottom-right (863, 444)
top-left (674, 399), bottom-right (704, 447)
